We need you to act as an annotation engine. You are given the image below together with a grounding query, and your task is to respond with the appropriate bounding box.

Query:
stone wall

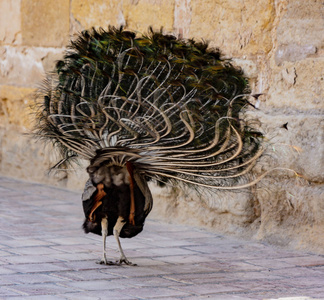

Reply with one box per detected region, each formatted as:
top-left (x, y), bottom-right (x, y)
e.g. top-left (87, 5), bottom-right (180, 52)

top-left (1, 0), bottom-right (323, 253)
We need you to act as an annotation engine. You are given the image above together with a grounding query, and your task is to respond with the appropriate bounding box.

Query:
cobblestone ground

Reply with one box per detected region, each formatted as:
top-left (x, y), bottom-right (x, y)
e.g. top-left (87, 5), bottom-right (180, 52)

top-left (0, 176), bottom-right (323, 299)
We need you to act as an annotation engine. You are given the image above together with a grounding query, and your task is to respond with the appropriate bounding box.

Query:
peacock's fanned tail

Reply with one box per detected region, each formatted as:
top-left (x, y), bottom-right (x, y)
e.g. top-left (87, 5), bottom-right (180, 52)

top-left (34, 26), bottom-right (264, 190)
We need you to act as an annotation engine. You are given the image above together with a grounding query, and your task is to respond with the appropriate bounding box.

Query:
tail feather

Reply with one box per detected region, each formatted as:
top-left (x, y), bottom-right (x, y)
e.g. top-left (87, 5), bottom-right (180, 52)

top-left (34, 26), bottom-right (263, 190)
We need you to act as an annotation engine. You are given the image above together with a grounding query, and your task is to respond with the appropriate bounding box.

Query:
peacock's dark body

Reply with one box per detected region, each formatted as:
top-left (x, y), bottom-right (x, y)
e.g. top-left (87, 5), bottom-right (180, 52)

top-left (34, 27), bottom-right (263, 265)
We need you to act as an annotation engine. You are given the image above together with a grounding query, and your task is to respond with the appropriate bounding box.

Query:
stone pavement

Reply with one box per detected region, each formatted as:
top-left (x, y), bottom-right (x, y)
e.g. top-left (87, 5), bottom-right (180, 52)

top-left (0, 176), bottom-right (323, 300)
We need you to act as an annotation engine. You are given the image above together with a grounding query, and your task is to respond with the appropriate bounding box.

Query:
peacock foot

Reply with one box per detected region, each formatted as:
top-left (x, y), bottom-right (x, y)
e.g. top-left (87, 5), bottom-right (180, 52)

top-left (116, 257), bottom-right (137, 266)
top-left (96, 259), bottom-right (116, 265)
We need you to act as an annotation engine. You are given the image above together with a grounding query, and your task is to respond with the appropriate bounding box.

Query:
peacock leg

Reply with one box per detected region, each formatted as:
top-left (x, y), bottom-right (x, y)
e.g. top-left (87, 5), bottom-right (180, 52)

top-left (97, 217), bottom-right (114, 265)
top-left (114, 216), bottom-right (137, 266)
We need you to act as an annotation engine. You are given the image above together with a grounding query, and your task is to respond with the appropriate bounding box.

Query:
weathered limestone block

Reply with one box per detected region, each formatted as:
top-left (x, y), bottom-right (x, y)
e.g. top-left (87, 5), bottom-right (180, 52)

top-left (21, 0), bottom-right (69, 47)
top-left (71, 0), bottom-right (175, 34)
top-left (0, 127), bottom-right (53, 184)
top-left (0, 0), bottom-right (22, 45)
top-left (251, 111), bottom-right (324, 182)
top-left (174, 0), bottom-right (191, 38)
top-left (41, 51), bottom-right (65, 74)
top-left (71, 0), bottom-right (125, 32)
top-left (267, 57), bottom-right (324, 110)
top-left (0, 86), bottom-right (35, 129)
top-left (232, 59), bottom-right (258, 79)
top-left (150, 184), bottom-right (257, 234)
top-left (275, 44), bottom-right (317, 65)
top-left (190, 0), bottom-right (275, 56)
top-left (232, 58), bottom-right (259, 91)
top-left (123, 0), bottom-right (175, 34)
top-left (255, 178), bottom-right (324, 253)
top-left (274, 0), bottom-right (323, 66)
top-left (64, 163), bottom-right (88, 191)
top-left (276, 0), bottom-right (324, 56)
top-left (0, 46), bottom-right (64, 87)
top-left (0, 127), bottom-right (88, 190)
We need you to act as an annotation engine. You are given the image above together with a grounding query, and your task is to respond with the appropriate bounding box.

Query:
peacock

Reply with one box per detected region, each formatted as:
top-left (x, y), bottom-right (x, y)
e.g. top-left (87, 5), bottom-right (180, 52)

top-left (34, 26), bottom-right (264, 265)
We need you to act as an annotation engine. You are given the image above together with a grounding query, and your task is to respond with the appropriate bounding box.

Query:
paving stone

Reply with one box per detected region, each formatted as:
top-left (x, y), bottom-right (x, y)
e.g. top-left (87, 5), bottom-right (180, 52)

top-left (231, 279), bottom-right (292, 292)
top-left (138, 236), bottom-right (201, 248)
top-left (122, 286), bottom-right (192, 298)
top-left (4, 262), bottom-right (70, 273)
top-left (7, 283), bottom-right (78, 296)
top-left (306, 287), bottom-right (324, 298)
top-left (49, 270), bottom-right (120, 281)
top-left (56, 260), bottom-right (113, 271)
top-left (50, 252), bottom-right (98, 262)
top-left (60, 290), bottom-right (137, 299)
top-left (0, 273), bottom-right (66, 285)
top-left (279, 276), bottom-right (324, 288)
top-left (46, 237), bottom-right (95, 246)
top-left (108, 276), bottom-right (188, 288)
top-left (198, 260), bottom-right (265, 273)
top-left (139, 246), bottom-right (198, 257)
top-left (50, 244), bottom-right (99, 253)
top-left (277, 256), bottom-right (324, 267)
top-left (1, 254), bottom-right (60, 265)
top-left (125, 257), bottom-right (168, 266)
top-left (314, 266), bottom-right (324, 273)
top-left (0, 238), bottom-right (56, 248)
top-left (61, 279), bottom-right (129, 291)
top-left (8, 296), bottom-right (67, 300)
top-left (152, 254), bottom-right (212, 264)
top-left (7, 246), bottom-right (64, 256)
top-left (162, 230), bottom-right (215, 240)
top-left (271, 267), bottom-right (324, 278)
top-left (0, 276), bottom-right (16, 285)
top-left (184, 244), bottom-right (238, 254)
top-left (174, 282), bottom-right (244, 295)
top-left (0, 286), bottom-right (22, 297)
top-left (227, 271), bottom-right (286, 281)
top-left (0, 249), bottom-right (12, 257)
top-left (0, 266), bottom-right (18, 275)
top-left (163, 272), bottom-right (234, 284)
top-left (155, 263), bottom-right (218, 274)
top-left (101, 265), bottom-right (171, 278)
top-left (181, 296), bottom-right (252, 300)
top-left (244, 258), bottom-right (294, 269)
top-left (1, 175), bottom-right (324, 299)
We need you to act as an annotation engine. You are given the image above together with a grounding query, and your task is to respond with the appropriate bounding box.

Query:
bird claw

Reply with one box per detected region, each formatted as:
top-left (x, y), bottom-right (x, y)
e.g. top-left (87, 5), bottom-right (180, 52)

top-left (96, 259), bottom-right (116, 265)
top-left (96, 258), bottom-right (136, 266)
top-left (116, 257), bottom-right (137, 266)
